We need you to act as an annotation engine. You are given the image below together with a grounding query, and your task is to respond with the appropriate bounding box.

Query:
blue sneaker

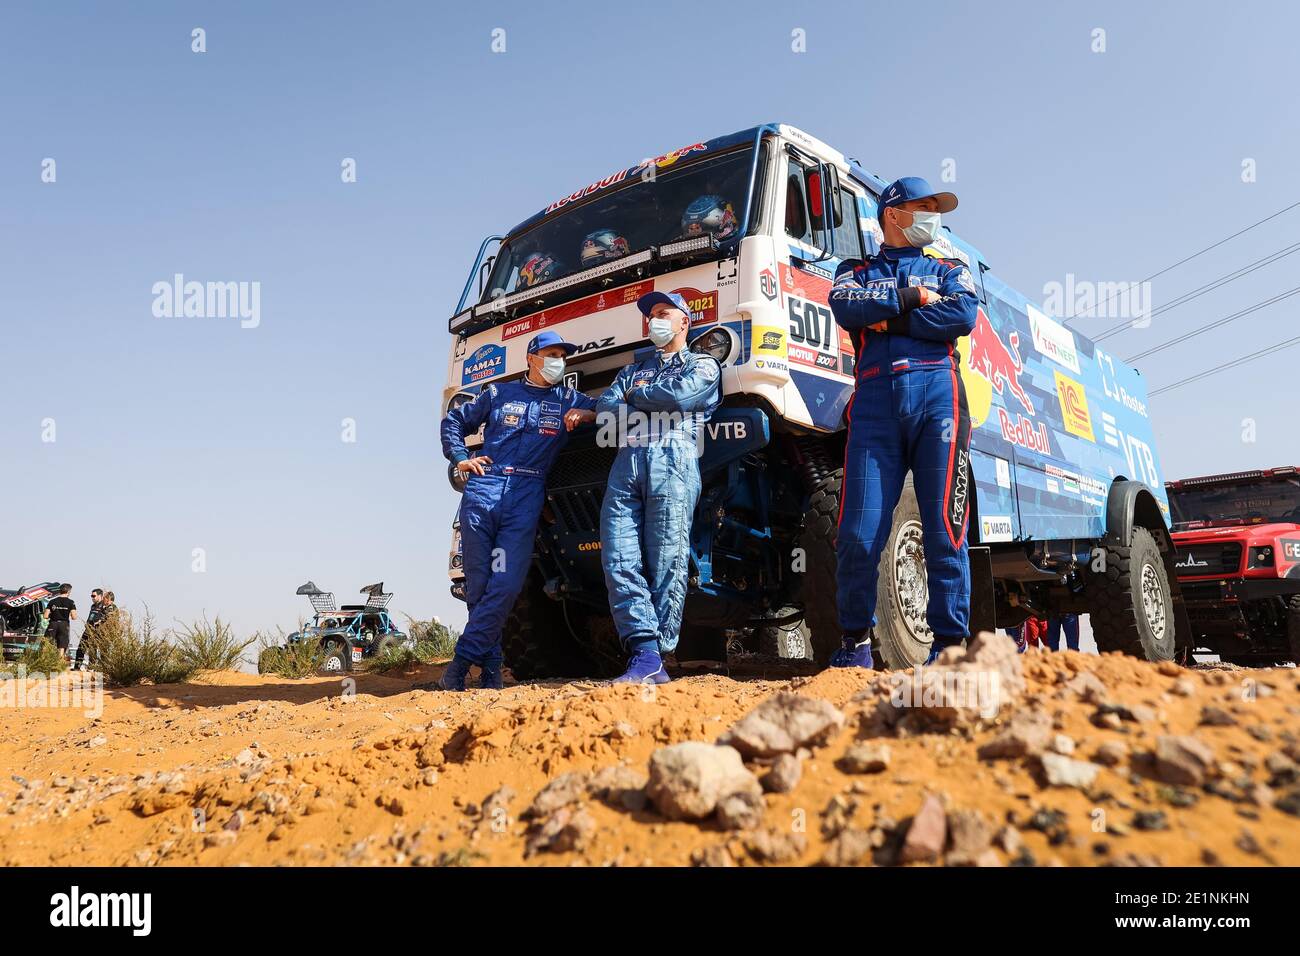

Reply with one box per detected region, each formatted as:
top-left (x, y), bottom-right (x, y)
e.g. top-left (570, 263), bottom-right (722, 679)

top-left (438, 654), bottom-right (474, 691)
top-left (613, 647), bottom-right (670, 685)
top-left (477, 659), bottom-right (504, 690)
top-left (829, 634), bottom-right (874, 669)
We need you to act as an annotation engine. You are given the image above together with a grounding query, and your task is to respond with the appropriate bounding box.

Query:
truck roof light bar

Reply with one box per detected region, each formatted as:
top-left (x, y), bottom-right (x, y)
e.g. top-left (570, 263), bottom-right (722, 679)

top-left (475, 249), bottom-right (655, 317)
top-left (658, 235), bottom-right (717, 259)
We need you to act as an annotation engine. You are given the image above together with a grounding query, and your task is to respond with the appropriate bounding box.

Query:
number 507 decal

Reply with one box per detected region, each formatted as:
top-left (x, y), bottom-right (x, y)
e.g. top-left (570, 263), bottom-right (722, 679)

top-left (787, 295), bottom-right (850, 375)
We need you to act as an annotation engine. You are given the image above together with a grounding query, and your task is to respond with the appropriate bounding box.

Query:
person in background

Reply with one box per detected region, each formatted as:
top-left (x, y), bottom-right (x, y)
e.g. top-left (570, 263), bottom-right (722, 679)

top-left (1046, 613), bottom-right (1081, 652)
top-left (75, 588), bottom-right (105, 669)
top-left (42, 584), bottom-right (78, 659)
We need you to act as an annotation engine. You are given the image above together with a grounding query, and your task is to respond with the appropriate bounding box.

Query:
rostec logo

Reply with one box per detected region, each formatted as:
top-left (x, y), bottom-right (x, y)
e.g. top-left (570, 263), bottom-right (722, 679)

top-left (1053, 371), bottom-right (1095, 442)
top-left (462, 344), bottom-right (505, 385)
top-left (759, 269), bottom-right (778, 301)
top-left (997, 408), bottom-right (1052, 454)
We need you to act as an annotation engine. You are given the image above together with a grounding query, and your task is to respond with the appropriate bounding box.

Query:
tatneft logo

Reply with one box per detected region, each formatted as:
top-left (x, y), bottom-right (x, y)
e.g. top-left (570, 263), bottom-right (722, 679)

top-left (151, 274), bottom-right (260, 329)
top-left (49, 886), bottom-right (151, 936)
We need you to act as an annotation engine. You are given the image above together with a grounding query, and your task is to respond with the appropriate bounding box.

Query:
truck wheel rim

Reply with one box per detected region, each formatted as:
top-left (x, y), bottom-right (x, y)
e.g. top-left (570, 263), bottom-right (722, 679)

top-left (324, 655), bottom-right (342, 672)
top-left (1140, 563), bottom-right (1168, 641)
top-left (894, 520), bottom-right (934, 644)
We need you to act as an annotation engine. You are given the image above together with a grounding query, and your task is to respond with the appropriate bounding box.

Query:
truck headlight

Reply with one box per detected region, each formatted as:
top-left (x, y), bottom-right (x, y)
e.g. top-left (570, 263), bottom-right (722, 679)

top-left (689, 326), bottom-right (739, 366)
top-left (1248, 546), bottom-right (1274, 568)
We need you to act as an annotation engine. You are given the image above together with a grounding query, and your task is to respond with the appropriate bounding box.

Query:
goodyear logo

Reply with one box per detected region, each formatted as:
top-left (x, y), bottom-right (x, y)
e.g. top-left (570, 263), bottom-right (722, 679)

top-left (1054, 371), bottom-right (1095, 442)
top-left (463, 344), bottom-right (505, 385)
top-left (578, 540), bottom-right (602, 552)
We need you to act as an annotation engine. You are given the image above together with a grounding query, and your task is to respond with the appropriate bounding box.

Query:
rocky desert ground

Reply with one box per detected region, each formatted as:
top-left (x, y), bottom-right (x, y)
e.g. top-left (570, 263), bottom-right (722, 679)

top-left (2, 634), bottom-right (1297, 867)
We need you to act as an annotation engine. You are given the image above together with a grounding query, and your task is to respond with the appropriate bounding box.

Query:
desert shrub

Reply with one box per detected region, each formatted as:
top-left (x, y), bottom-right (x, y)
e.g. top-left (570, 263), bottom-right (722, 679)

top-left (403, 617), bottom-right (459, 659)
top-left (174, 615), bottom-right (255, 672)
top-left (6, 639), bottom-right (68, 675)
top-left (365, 638), bottom-right (453, 674)
top-left (95, 611), bottom-right (197, 687)
top-left (255, 628), bottom-right (325, 679)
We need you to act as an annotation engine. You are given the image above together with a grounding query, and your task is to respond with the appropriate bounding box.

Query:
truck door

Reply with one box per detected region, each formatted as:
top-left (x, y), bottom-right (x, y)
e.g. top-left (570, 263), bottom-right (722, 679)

top-left (778, 152), bottom-right (863, 429)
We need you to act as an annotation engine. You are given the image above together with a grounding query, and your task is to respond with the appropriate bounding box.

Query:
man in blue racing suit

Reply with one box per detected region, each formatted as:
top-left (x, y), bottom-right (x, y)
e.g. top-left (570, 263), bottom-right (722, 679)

top-left (597, 292), bottom-right (721, 684)
top-left (826, 176), bottom-right (979, 669)
top-left (440, 330), bottom-right (597, 690)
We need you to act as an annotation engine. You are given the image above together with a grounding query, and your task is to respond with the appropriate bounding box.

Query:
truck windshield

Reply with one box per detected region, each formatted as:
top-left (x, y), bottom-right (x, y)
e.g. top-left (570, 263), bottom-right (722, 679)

top-left (482, 147), bottom-right (755, 302)
top-left (1170, 477), bottom-right (1300, 528)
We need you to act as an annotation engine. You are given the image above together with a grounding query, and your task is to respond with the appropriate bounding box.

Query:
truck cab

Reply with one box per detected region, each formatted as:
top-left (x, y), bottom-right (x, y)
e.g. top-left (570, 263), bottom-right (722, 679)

top-left (1167, 466), bottom-right (1300, 664)
top-left (442, 123), bottom-right (1190, 676)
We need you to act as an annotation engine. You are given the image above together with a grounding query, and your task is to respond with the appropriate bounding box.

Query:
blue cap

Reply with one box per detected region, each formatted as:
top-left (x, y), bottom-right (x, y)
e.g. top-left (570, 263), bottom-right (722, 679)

top-left (636, 290), bottom-right (694, 319)
top-left (527, 330), bottom-right (579, 355)
top-left (877, 176), bottom-right (958, 221)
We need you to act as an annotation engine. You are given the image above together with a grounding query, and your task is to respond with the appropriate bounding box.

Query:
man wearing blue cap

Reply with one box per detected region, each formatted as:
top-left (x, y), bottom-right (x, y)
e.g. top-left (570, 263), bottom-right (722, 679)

top-left (439, 330), bottom-right (597, 690)
top-left (827, 177), bottom-right (979, 668)
top-left (597, 291), bottom-right (722, 684)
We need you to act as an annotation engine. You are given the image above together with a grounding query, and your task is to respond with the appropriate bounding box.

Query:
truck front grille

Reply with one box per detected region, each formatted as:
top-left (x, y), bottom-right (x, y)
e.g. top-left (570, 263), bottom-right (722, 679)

top-left (1174, 543), bottom-right (1242, 577)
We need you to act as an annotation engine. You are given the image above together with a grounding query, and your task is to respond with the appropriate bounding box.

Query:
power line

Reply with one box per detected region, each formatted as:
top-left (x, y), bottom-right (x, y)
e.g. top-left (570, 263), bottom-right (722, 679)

top-left (1149, 333), bottom-right (1300, 396)
top-left (1091, 242), bottom-right (1300, 343)
top-left (1063, 199), bottom-right (1300, 325)
top-left (1124, 285), bottom-right (1300, 363)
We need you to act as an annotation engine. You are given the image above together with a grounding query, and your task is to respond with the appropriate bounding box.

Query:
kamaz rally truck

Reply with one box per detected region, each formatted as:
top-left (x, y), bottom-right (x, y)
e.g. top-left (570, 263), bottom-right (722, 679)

top-left (441, 124), bottom-right (1190, 677)
top-left (1167, 466), bottom-right (1300, 665)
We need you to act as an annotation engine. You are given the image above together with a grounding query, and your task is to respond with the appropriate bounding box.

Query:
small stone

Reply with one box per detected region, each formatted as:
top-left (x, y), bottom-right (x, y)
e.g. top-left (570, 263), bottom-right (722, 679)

top-left (946, 808), bottom-right (994, 866)
top-left (759, 753), bottom-right (802, 794)
top-left (87, 735), bottom-right (107, 749)
top-left (1153, 735), bottom-right (1216, 786)
top-left (821, 828), bottom-right (874, 867)
top-left (1040, 753), bottom-right (1101, 790)
top-left (715, 790), bottom-right (766, 831)
top-left (899, 794), bottom-right (947, 863)
top-left (690, 844), bottom-right (735, 867)
top-left (743, 827), bottom-right (807, 864)
top-left (839, 742), bottom-right (891, 774)
top-left (1199, 706), bottom-right (1237, 727)
top-left (646, 743), bottom-right (760, 821)
top-left (717, 693), bottom-right (846, 758)
top-left (1050, 734), bottom-right (1076, 756)
top-left (1132, 810), bottom-right (1169, 831)
top-left (1172, 679), bottom-right (1196, 697)
top-left (994, 826), bottom-right (1023, 855)
top-left (978, 709), bottom-right (1053, 759)
top-left (235, 748), bottom-right (255, 765)
top-left (204, 830), bottom-right (238, 848)
top-left (525, 772), bottom-right (591, 818)
top-left (1094, 740), bottom-right (1130, 767)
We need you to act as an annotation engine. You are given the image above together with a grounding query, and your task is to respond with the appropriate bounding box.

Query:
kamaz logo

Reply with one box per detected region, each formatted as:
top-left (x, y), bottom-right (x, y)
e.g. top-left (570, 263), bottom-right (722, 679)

top-left (1175, 554), bottom-right (1209, 569)
top-left (574, 337), bottom-right (615, 354)
top-left (951, 449), bottom-right (969, 528)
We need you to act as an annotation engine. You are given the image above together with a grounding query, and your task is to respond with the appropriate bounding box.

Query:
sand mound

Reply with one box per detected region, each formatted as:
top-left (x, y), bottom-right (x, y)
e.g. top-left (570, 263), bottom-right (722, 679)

top-left (1, 645), bottom-right (1297, 867)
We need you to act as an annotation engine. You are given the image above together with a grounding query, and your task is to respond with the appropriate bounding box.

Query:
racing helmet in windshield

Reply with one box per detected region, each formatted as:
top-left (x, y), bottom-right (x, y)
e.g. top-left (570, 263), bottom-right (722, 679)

top-left (580, 229), bottom-right (630, 268)
top-left (517, 252), bottom-right (563, 289)
top-left (681, 194), bottom-right (737, 240)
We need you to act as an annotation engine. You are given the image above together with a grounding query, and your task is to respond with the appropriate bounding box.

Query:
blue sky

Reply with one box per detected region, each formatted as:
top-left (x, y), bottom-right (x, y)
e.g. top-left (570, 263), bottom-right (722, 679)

top-left (3, 0), bottom-right (1297, 640)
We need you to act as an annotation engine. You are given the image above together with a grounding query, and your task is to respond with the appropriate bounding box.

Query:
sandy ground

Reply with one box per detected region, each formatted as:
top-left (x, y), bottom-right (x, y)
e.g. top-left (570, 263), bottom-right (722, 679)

top-left (1, 648), bottom-right (1297, 867)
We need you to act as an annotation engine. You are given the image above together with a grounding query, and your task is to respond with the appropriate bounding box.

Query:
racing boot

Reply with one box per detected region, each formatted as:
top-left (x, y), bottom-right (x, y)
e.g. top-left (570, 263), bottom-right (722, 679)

top-left (829, 629), bottom-right (874, 669)
top-left (924, 635), bottom-right (968, 665)
top-left (437, 654), bottom-right (474, 691)
top-left (613, 644), bottom-right (671, 685)
top-left (477, 658), bottom-right (504, 690)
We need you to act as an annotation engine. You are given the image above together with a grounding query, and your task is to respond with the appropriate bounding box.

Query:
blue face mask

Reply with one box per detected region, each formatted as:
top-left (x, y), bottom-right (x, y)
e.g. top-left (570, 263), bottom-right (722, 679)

top-left (648, 316), bottom-right (677, 347)
top-left (538, 356), bottom-right (566, 384)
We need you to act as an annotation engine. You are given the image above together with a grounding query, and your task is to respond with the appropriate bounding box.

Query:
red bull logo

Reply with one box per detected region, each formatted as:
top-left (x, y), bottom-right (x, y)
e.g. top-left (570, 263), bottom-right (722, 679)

top-left (997, 408), bottom-right (1052, 454)
top-left (968, 308), bottom-right (1034, 415)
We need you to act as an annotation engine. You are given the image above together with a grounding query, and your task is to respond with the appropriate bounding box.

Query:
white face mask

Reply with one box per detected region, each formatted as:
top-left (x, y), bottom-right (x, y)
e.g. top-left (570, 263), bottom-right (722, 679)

top-left (899, 209), bottom-right (942, 246)
top-left (648, 316), bottom-right (678, 347)
top-left (536, 355), bottom-right (566, 384)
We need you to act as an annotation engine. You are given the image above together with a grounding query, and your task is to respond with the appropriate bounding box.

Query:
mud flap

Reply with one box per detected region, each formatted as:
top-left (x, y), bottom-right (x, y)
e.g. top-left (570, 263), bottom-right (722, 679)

top-left (968, 545), bottom-right (996, 636)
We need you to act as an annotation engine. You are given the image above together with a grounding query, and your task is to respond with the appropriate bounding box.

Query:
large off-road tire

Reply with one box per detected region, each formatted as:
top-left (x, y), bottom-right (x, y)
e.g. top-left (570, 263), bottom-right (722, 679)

top-left (502, 573), bottom-right (592, 680)
top-left (794, 469), bottom-right (844, 666)
top-left (874, 478), bottom-right (937, 669)
top-left (319, 641), bottom-right (351, 674)
top-left (569, 613), bottom-right (627, 679)
top-left (1086, 526), bottom-right (1175, 661)
top-left (1288, 596), bottom-right (1300, 666)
